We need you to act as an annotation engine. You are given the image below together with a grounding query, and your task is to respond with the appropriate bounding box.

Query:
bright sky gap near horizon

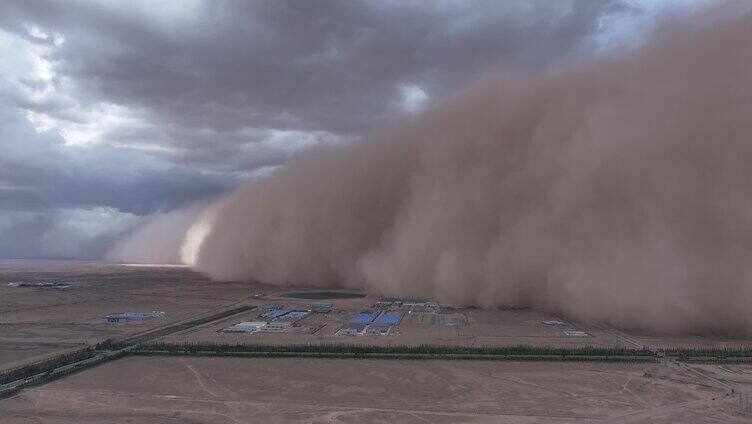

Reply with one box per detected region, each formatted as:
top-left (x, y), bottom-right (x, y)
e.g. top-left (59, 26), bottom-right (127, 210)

top-left (0, 0), bottom-right (711, 259)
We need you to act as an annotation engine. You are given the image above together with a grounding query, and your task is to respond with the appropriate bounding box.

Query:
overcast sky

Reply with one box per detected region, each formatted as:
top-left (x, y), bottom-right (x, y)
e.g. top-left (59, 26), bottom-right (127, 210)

top-left (0, 0), bottom-right (711, 259)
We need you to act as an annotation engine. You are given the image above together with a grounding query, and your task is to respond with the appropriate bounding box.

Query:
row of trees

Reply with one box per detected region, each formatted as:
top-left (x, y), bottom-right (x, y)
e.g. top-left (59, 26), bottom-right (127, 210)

top-left (105, 341), bottom-right (752, 360)
top-left (0, 350), bottom-right (129, 400)
top-left (0, 348), bottom-right (95, 385)
top-left (660, 346), bottom-right (752, 357)
top-left (0, 385), bottom-right (22, 399)
top-left (132, 341), bottom-right (653, 357)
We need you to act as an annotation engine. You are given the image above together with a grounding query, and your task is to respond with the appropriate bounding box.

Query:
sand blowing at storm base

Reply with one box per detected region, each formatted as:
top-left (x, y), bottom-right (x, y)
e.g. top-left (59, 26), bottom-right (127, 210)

top-left (110, 9), bottom-right (752, 335)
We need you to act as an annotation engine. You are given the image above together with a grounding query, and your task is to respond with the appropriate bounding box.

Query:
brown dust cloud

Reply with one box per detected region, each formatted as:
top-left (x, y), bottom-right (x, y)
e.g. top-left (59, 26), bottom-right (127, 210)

top-left (112, 7), bottom-right (752, 335)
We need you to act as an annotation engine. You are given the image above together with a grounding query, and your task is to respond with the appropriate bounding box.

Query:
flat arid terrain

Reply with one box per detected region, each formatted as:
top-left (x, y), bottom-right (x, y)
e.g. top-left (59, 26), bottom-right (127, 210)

top-left (2, 260), bottom-right (752, 423)
top-left (2, 356), bottom-right (752, 423)
top-left (2, 259), bottom-right (750, 363)
top-left (0, 260), bottom-right (254, 370)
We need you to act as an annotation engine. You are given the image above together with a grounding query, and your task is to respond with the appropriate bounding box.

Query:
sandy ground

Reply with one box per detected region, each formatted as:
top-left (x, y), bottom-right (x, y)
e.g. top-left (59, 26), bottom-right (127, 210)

top-left (0, 260), bottom-right (257, 370)
top-left (163, 293), bottom-right (752, 351)
top-left (3, 259), bottom-right (752, 368)
top-left (3, 260), bottom-right (752, 423)
top-left (2, 356), bottom-right (751, 423)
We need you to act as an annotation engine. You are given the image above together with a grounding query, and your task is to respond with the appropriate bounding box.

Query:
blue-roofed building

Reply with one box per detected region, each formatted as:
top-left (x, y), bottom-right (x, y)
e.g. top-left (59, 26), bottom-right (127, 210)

top-left (348, 311), bottom-right (378, 324)
top-left (105, 312), bottom-right (162, 323)
top-left (283, 310), bottom-right (309, 319)
top-left (374, 311), bottom-right (403, 325)
top-left (262, 309), bottom-right (289, 318)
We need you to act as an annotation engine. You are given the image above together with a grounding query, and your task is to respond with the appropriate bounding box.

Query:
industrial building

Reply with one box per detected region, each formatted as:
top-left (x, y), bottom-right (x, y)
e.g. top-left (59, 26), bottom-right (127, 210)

top-left (8, 281), bottom-right (71, 289)
top-left (374, 311), bottom-right (402, 325)
top-left (261, 321), bottom-right (292, 332)
top-left (337, 323), bottom-right (367, 336)
top-left (223, 321), bottom-right (267, 333)
top-left (105, 312), bottom-right (163, 323)
top-left (281, 310), bottom-right (309, 320)
top-left (261, 309), bottom-right (288, 319)
top-left (264, 310), bottom-right (310, 325)
top-left (364, 324), bottom-right (391, 335)
top-left (348, 311), bottom-right (378, 324)
top-left (399, 301), bottom-right (439, 311)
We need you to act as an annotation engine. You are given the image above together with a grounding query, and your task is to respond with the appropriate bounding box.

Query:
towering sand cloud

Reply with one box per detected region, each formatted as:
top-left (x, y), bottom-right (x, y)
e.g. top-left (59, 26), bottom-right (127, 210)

top-left (108, 205), bottom-right (208, 264)
top-left (195, 9), bottom-right (752, 334)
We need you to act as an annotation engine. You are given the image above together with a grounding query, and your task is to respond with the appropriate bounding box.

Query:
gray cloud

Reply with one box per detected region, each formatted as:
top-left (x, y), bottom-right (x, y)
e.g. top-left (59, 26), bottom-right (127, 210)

top-left (0, 105), bottom-right (236, 215)
top-left (0, 101), bottom-right (234, 258)
top-left (0, 0), bottom-right (650, 259)
top-left (0, 210), bottom-right (129, 259)
top-left (0, 0), bottom-right (632, 165)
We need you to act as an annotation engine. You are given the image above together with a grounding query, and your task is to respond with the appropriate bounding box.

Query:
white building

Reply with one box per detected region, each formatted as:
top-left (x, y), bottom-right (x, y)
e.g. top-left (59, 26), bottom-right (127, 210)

top-left (223, 321), bottom-right (267, 333)
top-left (105, 312), bottom-right (158, 323)
top-left (336, 323), bottom-right (367, 336)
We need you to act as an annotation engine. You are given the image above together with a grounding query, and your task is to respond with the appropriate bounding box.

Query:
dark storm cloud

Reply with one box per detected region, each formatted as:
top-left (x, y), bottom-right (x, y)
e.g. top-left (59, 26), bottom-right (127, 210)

top-left (0, 105), bottom-right (237, 215)
top-left (0, 209), bottom-right (131, 259)
top-left (0, 102), bottom-right (235, 258)
top-left (0, 0), bottom-right (631, 165)
top-left (0, 0), bottom-right (636, 259)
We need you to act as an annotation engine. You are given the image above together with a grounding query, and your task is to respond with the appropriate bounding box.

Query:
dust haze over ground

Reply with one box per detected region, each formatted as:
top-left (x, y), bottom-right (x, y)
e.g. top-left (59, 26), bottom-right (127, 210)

top-left (112, 6), bottom-right (752, 335)
top-left (107, 204), bottom-right (209, 264)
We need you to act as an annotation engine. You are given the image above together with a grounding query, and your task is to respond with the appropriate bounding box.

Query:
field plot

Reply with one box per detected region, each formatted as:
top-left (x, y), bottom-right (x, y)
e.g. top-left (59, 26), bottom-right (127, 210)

top-left (2, 356), bottom-right (750, 423)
